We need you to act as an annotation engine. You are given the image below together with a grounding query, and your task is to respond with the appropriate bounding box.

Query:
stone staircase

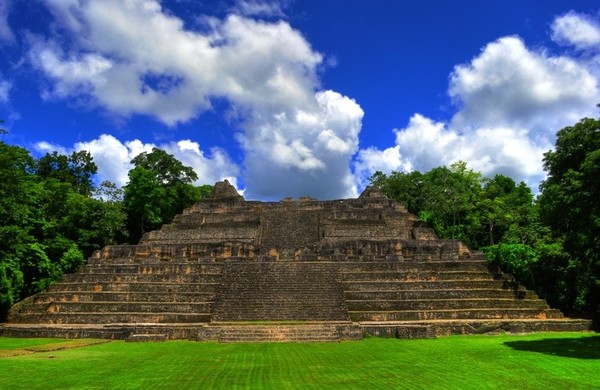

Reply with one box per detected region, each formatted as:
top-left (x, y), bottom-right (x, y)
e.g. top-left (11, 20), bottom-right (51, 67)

top-left (211, 323), bottom-right (361, 343)
top-left (1, 181), bottom-right (592, 341)
top-left (212, 261), bottom-right (350, 322)
top-left (339, 251), bottom-right (590, 336)
top-left (7, 260), bottom-right (221, 328)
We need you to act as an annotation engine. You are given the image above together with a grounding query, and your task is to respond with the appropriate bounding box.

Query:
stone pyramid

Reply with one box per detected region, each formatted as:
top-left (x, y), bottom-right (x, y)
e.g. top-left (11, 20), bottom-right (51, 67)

top-left (1, 180), bottom-right (591, 342)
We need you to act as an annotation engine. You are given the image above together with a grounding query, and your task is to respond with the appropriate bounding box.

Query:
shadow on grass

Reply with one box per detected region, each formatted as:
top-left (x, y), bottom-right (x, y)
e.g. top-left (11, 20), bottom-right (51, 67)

top-left (504, 336), bottom-right (600, 359)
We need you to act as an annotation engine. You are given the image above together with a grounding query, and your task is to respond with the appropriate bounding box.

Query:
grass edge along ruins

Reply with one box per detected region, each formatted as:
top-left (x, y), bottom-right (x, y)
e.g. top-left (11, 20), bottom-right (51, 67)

top-left (0, 180), bottom-right (592, 342)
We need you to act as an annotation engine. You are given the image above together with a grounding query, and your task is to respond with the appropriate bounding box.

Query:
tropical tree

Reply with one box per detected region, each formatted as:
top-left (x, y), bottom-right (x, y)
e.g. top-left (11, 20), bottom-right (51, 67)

top-left (0, 143), bottom-right (127, 319)
top-left (123, 148), bottom-right (203, 243)
top-left (475, 175), bottom-right (536, 246)
top-left (36, 150), bottom-right (98, 196)
top-left (371, 162), bottom-right (483, 246)
top-left (538, 117), bottom-right (600, 315)
top-left (370, 170), bottom-right (425, 213)
top-left (0, 142), bottom-right (38, 315)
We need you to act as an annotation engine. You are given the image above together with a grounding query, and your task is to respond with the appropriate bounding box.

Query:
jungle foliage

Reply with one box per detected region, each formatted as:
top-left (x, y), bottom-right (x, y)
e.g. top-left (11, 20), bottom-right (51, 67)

top-left (0, 142), bottom-right (212, 320)
top-left (123, 147), bottom-right (207, 243)
top-left (371, 117), bottom-right (600, 318)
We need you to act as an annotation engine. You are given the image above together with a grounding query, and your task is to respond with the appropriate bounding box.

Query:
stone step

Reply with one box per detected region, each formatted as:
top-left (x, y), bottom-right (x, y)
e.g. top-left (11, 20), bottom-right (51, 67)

top-left (212, 307), bottom-right (350, 322)
top-left (342, 280), bottom-right (518, 291)
top-left (215, 292), bottom-right (347, 300)
top-left (33, 291), bottom-right (215, 304)
top-left (336, 261), bottom-right (489, 272)
top-left (0, 324), bottom-right (133, 339)
top-left (78, 263), bottom-right (223, 275)
top-left (213, 324), bottom-right (360, 343)
top-left (48, 282), bottom-right (219, 293)
top-left (29, 301), bottom-right (212, 314)
top-left (212, 262), bottom-right (349, 322)
top-left (340, 270), bottom-right (494, 282)
top-left (4, 319), bottom-right (585, 340)
top-left (349, 308), bottom-right (564, 322)
top-left (78, 261), bottom-right (223, 275)
top-left (12, 312), bottom-right (212, 324)
top-left (92, 255), bottom-right (247, 265)
top-left (142, 227), bottom-right (260, 245)
top-left (62, 273), bottom-right (221, 283)
top-left (125, 333), bottom-right (168, 342)
top-left (216, 288), bottom-right (345, 294)
top-left (360, 318), bottom-right (593, 337)
top-left (344, 289), bottom-right (538, 301)
top-left (90, 241), bottom-right (258, 262)
top-left (212, 304), bottom-right (348, 313)
top-left (86, 258), bottom-right (492, 268)
top-left (346, 298), bottom-right (549, 311)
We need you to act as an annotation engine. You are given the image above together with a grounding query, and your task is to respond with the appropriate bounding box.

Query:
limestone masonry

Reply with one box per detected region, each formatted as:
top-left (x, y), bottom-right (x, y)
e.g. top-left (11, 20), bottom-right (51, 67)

top-left (0, 180), bottom-right (591, 342)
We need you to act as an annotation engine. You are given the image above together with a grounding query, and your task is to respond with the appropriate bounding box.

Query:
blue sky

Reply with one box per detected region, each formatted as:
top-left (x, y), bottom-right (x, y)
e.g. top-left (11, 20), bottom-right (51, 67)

top-left (1, 1), bottom-right (599, 200)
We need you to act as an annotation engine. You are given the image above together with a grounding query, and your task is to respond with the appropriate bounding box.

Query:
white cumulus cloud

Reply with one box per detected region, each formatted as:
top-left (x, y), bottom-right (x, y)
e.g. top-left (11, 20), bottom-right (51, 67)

top-left (32, 1), bottom-right (598, 198)
top-left (35, 134), bottom-right (240, 190)
top-left (232, 0), bottom-right (286, 18)
top-left (30, 0), bottom-right (322, 122)
top-left (355, 27), bottom-right (600, 191)
top-left (449, 36), bottom-right (597, 135)
top-left (34, 140), bottom-right (70, 156)
top-left (243, 90), bottom-right (363, 199)
top-left (551, 11), bottom-right (600, 50)
top-left (29, 0), bottom-right (362, 199)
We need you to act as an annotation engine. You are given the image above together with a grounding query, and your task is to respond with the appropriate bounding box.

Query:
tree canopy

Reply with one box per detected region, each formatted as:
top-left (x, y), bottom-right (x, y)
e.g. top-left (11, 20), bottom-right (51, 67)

top-left (0, 142), bottom-right (212, 320)
top-left (36, 150), bottom-right (98, 196)
top-left (370, 162), bottom-right (535, 249)
top-left (123, 147), bottom-right (204, 243)
top-left (538, 117), bottom-right (600, 315)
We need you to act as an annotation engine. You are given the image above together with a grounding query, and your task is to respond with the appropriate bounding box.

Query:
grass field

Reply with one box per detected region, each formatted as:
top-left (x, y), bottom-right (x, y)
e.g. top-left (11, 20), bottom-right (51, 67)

top-left (0, 332), bottom-right (598, 389)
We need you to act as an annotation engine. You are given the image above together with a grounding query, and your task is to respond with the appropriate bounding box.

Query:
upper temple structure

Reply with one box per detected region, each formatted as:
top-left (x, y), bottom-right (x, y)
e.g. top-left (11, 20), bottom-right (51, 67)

top-left (0, 180), bottom-right (591, 342)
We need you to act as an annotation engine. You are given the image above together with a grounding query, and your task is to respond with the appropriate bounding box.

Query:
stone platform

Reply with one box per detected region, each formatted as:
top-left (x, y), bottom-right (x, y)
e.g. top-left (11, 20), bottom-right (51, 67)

top-left (1, 181), bottom-right (592, 342)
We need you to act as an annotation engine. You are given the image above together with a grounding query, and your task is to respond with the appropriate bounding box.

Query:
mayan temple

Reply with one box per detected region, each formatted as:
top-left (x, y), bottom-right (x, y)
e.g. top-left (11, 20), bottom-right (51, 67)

top-left (1, 180), bottom-right (591, 342)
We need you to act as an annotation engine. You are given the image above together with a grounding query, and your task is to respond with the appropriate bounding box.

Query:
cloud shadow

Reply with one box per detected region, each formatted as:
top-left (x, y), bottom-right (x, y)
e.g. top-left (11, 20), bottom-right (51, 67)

top-left (504, 335), bottom-right (600, 360)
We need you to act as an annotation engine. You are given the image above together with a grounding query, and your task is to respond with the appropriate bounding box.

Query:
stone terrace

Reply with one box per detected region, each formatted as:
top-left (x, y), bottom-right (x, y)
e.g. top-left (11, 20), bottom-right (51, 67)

top-left (1, 180), bottom-right (591, 342)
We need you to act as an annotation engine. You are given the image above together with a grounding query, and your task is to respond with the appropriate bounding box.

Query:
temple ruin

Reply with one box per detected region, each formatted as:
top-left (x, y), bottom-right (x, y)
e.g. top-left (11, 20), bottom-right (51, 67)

top-left (1, 180), bottom-right (591, 342)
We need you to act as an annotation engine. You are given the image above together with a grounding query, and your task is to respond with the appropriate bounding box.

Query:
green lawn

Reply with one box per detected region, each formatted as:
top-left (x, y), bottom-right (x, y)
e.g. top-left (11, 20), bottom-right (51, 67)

top-left (0, 332), bottom-right (598, 389)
